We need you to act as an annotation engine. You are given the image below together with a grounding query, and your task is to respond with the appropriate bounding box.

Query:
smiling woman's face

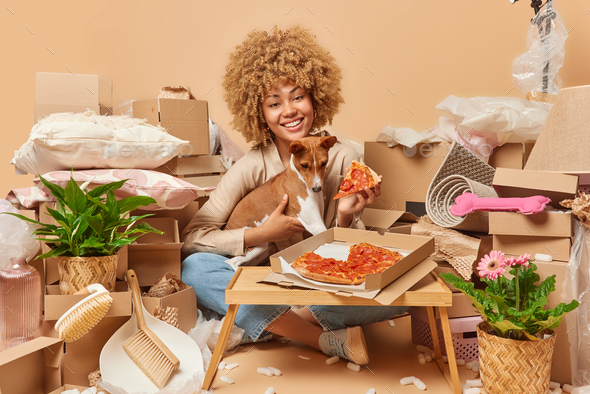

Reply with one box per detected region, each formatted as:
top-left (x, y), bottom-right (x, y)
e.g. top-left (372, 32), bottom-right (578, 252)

top-left (262, 81), bottom-right (314, 145)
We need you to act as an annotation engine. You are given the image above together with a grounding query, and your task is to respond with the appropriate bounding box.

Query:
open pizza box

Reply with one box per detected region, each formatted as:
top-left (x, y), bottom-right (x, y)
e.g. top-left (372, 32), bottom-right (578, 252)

top-left (265, 228), bottom-right (436, 304)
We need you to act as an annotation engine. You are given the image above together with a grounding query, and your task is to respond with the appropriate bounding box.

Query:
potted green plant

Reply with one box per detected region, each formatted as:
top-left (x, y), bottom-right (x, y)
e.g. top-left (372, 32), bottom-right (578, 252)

top-left (441, 251), bottom-right (579, 394)
top-left (4, 175), bottom-right (162, 294)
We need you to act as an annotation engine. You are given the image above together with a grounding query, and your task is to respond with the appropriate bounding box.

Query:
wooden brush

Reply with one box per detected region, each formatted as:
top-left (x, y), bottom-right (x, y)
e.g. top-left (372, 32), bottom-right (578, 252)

top-left (55, 283), bottom-right (113, 343)
top-left (123, 269), bottom-right (180, 389)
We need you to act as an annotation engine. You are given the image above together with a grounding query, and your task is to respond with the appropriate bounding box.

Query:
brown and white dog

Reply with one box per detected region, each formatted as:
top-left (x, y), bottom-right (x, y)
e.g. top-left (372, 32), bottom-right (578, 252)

top-left (224, 136), bottom-right (337, 268)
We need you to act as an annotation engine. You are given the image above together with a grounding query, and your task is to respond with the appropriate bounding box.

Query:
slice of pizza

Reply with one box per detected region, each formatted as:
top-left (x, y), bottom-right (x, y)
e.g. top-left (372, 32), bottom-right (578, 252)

top-left (334, 161), bottom-right (381, 200)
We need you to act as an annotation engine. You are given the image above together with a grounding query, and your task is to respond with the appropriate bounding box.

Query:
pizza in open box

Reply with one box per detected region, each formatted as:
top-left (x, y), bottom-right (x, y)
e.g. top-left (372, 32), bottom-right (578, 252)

top-left (291, 242), bottom-right (404, 285)
top-left (334, 161), bottom-right (381, 200)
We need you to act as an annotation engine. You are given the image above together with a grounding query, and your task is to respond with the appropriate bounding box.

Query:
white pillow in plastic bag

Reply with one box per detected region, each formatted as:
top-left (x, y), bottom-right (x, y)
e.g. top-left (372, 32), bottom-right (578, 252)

top-left (11, 111), bottom-right (191, 175)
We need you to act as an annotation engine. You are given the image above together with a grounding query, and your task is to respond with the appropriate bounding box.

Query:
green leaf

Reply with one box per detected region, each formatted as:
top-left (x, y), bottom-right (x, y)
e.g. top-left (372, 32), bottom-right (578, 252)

top-left (78, 237), bottom-right (105, 250)
top-left (64, 177), bottom-right (86, 215)
top-left (86, 179), bottom-right (127, 198)
top-left (0, 212), bottom-right (40, 226)
top-left (37, 174), bottom-right (66, 205)
top-left (118, 196), bottom-right (158, 214)
top-left (82, 214), bottom-right (104, 235)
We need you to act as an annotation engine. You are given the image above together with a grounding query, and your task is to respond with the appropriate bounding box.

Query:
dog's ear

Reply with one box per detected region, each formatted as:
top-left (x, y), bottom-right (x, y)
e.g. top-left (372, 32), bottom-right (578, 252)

top-left (289, 141), bottom-right (306, 155)
top-left (320, 136), bottom-right (337, 149)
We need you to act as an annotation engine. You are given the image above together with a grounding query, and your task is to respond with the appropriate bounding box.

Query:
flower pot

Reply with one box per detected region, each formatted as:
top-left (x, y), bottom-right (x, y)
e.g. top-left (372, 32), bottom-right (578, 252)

top-left (476, 321), bottom-right (556, 394)
top-left (57, 255), bottom-right (118, 295)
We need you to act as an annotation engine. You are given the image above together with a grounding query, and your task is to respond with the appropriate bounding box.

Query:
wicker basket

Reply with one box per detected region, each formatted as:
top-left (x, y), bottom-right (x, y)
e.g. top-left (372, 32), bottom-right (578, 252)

top-left (477, 322), bottom-right (556, 394)
top-left (57, 255), bottom-right (118, 295)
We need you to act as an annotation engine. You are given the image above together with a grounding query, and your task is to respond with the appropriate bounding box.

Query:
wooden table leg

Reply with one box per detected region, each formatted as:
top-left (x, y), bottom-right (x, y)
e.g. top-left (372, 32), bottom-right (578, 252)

top-left (426, 306), bottom-right (442, 360)
top-left (202, 304), bottom-right (240, 391)
top-left (438, 306), bottom-right (461, 394)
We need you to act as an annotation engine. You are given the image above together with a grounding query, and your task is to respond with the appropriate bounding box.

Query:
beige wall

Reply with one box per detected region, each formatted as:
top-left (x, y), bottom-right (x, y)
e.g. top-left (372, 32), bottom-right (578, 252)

top-left (1, 0), bottom-right (589, 198)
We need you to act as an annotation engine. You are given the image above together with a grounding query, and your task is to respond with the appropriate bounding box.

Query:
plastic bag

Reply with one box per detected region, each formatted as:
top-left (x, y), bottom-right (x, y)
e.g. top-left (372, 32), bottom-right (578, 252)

top-left (0, 199), bottom-right (40, 270)
top-left (512, 3), bottom-right (567, 96)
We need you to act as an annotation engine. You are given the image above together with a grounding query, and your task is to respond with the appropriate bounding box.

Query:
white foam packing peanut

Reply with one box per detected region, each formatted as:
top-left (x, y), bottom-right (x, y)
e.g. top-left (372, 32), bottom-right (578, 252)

top-left (218, 360), bottom-right (226, 370)
top-left (400, 376), bottom-right (415, 385)
top-left (456, 358), bottom-right (466, 366)
top-left (326, 355), bottom-right (340, 365)
top-left (257, 367), bottom-right (274, 377)
top-left (413, 378), bottom-right (426, 391)
top-left (416, 345), bottom-right (432, 353)
top-left (463, 388), bottom-right (481, 394)
top-left (366, 389), bottom-right (376, 394)
top-left (442, 355), bottom-right (448, 363)
top-left (535, 253), bottom-right (553, 262)
top-left (425, 354), bottom-right (432, 363)
top-left (267, 366), bottom-right (282, 376)
top-left (550, 382), bottom-right (561, 389)
top-left (418, 353), bottom-right (426, 364)
top-left (265, 388), bottom-right (275, 394)
top-left (472, 363), bottom-right (480, 373)
top-left (347, 362), bottom-right (361, 372)
top-left (388, 319), bottom-right (395, 327)
top-left (466, 379), bottom-right (483, 387)
top-left (563, 384), bottom-right (574, 393)
top-left (298, 355), bottom-right (311, 360)
top-left (220, 376), bottom-right (234, 385)
top-left (225, 362), bottom-right (239, 370)
top-left (553, 388), bottom-right (563, 394)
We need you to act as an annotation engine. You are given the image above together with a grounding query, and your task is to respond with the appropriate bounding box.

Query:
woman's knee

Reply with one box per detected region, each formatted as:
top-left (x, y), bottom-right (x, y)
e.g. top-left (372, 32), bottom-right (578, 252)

top-left (182, 252), bottom-right (226, 285)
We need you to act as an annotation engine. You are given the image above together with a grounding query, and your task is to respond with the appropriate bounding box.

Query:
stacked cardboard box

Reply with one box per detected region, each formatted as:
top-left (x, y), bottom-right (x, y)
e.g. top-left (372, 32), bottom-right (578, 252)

top-left (155, 155), bottom-right (225, 198)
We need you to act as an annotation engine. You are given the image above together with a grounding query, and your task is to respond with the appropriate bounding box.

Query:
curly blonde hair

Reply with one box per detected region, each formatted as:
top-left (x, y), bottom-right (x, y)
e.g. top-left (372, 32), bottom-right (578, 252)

top-left (222, 26), bottom-right (345, 146)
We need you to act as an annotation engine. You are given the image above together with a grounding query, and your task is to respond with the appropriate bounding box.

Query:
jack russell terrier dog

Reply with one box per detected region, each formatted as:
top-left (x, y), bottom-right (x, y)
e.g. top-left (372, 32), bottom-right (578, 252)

top-left (224, 135), bottom-right (337, 269)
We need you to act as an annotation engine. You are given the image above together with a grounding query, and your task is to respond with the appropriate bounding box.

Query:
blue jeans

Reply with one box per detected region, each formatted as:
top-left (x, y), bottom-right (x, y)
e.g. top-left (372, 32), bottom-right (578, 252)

top-left (181, 252), bottom-right (409, 342)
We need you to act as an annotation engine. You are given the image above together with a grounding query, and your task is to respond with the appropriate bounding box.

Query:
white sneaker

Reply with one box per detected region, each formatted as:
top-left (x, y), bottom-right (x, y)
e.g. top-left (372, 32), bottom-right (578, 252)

top-left (318, 326), bottom-right (369, 365)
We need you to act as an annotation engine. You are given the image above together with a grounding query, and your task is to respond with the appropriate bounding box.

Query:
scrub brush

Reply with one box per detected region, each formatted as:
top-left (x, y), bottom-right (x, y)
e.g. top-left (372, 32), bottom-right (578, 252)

top-left (55, 283), bottom-right (113, 343)
top-left (122, 269), bottom-right (180, 389)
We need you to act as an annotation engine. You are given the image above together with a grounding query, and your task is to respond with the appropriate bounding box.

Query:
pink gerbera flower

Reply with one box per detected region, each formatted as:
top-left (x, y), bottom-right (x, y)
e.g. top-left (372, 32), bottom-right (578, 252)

top-left (477, 250), bottom-right (506, 280)
top-left (512, 253), bottom-right (531, 269)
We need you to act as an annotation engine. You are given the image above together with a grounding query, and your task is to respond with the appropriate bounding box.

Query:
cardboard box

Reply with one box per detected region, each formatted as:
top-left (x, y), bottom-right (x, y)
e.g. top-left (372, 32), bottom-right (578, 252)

top-left (157, 155), bottom-right (225, 176)
top-left (361, 208), bottom-right (417, 235)
top-left (488, 142), bottom-right (535, 170)
top-left (44, 281), bottom-right (131, 321)
top-left (131, 201), bottom-right (199, 236)
top-left (270, 227), bottom-right (434, 290)
top-left (48, 385), bottom-right (94, 394)
top-left (365, 141), bottom-right (451, 217)
top-left (39, 202), bottom-right (129, 284)
top-left (128, 218), bottom-right (183, 287)
top-left (534, 261), bottom-right (578, 384)
top-left (492, 168), bottom-right (578, 208)
top-left (35, 72), bottom-right (113, 122)
top-left (133, 98), bottom-right (209, 156)
top-left (141, 286), bottom-right (198, 333)
top-left (0, 337), bottom-right (63, 394)
top-left (489, 168), bottom-right (577, 237)
top-left (44, 316), bottom-right (128, 387)
top-left (488, 211), bottom-right (573, 237)
top-left (493, 234), bottom-right (571, 262)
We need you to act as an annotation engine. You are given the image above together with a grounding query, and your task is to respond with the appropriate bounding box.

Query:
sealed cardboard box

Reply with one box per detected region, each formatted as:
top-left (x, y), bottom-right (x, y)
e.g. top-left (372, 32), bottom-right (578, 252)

top-left (44, 281), bottom-right (131, 321)
top-left (131, 201), bottom-right (199, 236)
top-left (361, 208), bottom-right (417, 235)
top-left (270, 227), bottom-right (434, 290)
top-left (128, 218), bottom-right (183, 286)
top-left (38, 202), bottom-right (128, 284)
top-left (493, 234), bottom-right (571, 262)
top-left (44, 316), bottom-right (128, 387)
top-left (488, 142), bottom-right (535, 170)
top-left (133, 98), bottom-right (209, 156)
top-left (0, 336), bottom-right (63, 394)
top-left (488, 210), bottom-right (573, 237)
top-left (365, 141), bottom-right (450, 216)
top-left (35, 72), bottom-right (113, 122)
top-left (141, 286), bottom-right (198, 333)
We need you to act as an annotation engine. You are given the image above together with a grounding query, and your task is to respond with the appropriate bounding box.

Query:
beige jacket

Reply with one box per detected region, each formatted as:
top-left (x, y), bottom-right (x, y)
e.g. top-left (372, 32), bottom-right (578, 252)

top-left (181, 135), bottom-right (365, 258)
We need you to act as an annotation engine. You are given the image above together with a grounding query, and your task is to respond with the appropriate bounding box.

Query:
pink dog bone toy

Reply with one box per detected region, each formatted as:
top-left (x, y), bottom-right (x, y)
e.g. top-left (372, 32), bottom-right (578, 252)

top-left (450, 193), bottom-right (551, 216)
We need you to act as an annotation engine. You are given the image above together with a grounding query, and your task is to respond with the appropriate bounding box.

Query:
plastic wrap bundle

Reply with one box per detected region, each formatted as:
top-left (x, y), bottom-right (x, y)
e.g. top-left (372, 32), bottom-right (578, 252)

top-left (0, 200), bottom-right (40, 270)
top-left (425, 142), bottom-right (496, 233)
top-left (512, 2), bottom-right (567, 96)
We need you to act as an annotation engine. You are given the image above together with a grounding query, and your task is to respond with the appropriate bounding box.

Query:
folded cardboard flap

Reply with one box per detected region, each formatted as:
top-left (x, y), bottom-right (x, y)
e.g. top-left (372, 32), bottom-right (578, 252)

top-left (492, 168), bottom-right (578, 209)
top-left (362, 208), bottom-right (418, 232)
top-left (270, 227), bottom-right (434, 291)
top-left (133, 217), bottom-right (180, 244)
top-left (0, 336), bottom-right (63, 394)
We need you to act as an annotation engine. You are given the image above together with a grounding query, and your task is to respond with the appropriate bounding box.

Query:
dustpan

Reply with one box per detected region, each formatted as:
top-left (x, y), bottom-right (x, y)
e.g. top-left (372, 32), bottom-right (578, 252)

top-left (100, 284), bottom-right (203, 393)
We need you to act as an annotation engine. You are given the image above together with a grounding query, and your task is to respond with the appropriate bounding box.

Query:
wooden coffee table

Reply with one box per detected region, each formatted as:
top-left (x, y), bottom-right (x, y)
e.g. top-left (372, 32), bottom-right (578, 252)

top-left (202, 267), bottom-right (461, 394)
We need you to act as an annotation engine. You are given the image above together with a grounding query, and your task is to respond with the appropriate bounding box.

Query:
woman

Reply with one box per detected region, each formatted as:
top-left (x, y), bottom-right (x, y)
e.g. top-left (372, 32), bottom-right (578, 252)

top-left (181, 26), bottom-right (407, 365)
